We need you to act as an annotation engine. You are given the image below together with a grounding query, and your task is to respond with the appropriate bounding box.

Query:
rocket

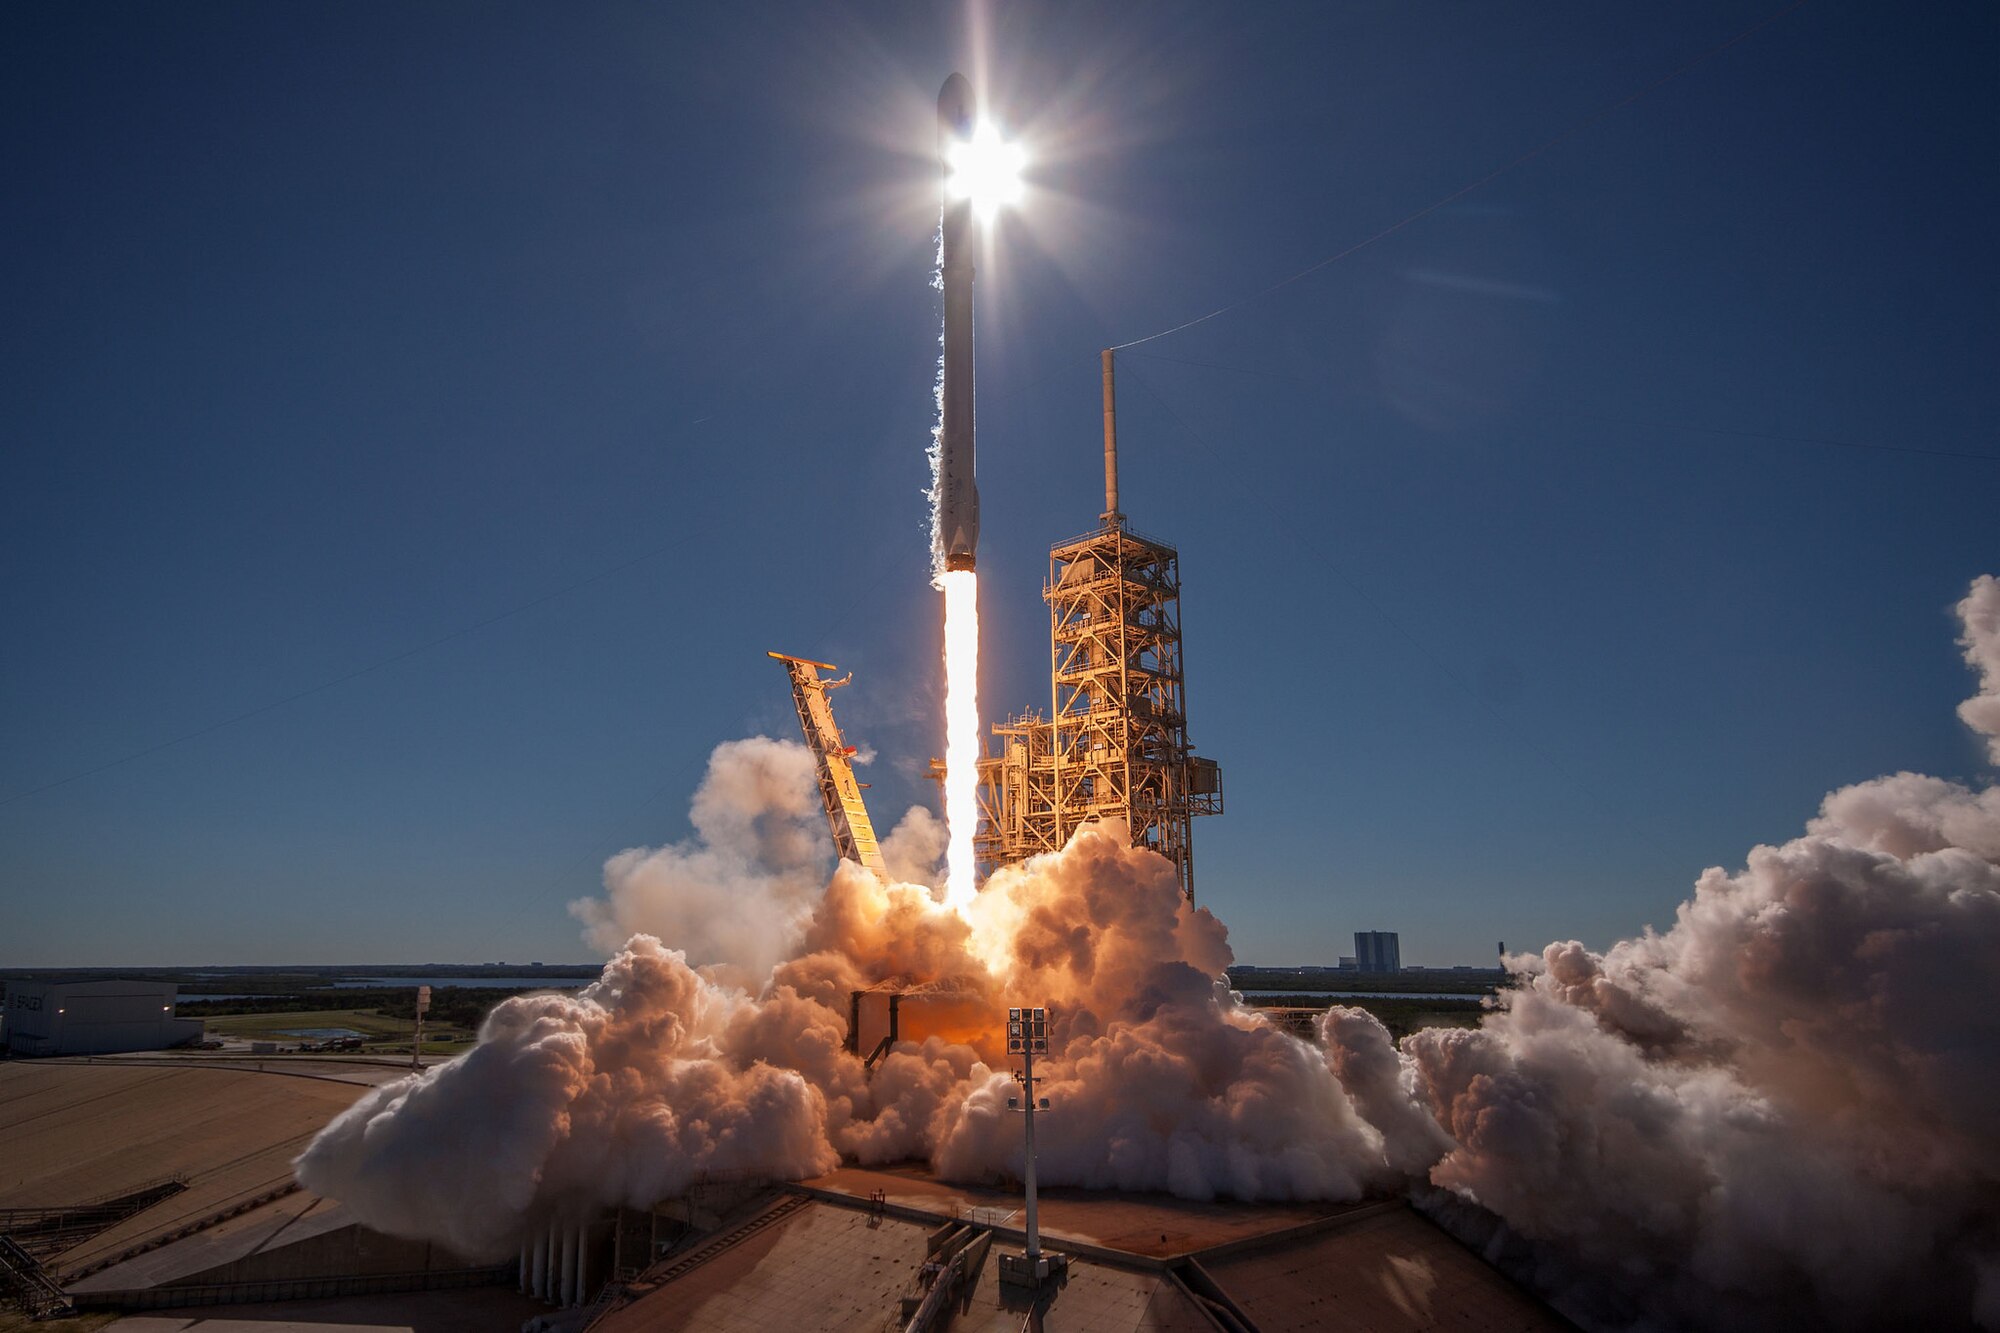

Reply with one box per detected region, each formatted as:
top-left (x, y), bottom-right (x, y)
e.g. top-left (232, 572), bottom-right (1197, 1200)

top-left (936, 72), bottom-right (980, 573)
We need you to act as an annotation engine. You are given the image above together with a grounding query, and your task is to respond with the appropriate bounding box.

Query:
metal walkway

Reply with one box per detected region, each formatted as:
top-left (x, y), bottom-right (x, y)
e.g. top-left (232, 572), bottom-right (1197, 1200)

top-left (0, 1175), bottom-right (188, 1260)
top-left (0, 1234), bottom-right (74, 1319)
top-left (642, 1195), bottom-right (812, 1289)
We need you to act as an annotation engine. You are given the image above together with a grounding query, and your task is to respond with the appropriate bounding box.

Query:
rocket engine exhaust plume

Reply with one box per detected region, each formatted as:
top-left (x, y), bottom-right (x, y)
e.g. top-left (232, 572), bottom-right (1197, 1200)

top-left (941, 569), bottom-right (979, 909)
top-left (298, 580), bottom-right (2000, 1331)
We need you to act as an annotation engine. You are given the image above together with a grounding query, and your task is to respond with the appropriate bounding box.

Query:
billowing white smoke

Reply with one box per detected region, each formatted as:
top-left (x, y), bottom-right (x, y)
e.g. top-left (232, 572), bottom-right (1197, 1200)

top-left (877, 803), bottom-right (946, 887)
top-left (1958, 574), bottom-right (2000, 763)
top-left (300, 820), bottom-right (1412, 1260)
top-left (1374, 576), bottom-right (2000, 1330)
top-left (299, 577), bottom-right (2000, 1332)
top-left (295, 937), bottom-right (840, 1258)
top-left (569, 737), bottom-right (826, 986)
top-left (567, 737), bottom-right (942, 987)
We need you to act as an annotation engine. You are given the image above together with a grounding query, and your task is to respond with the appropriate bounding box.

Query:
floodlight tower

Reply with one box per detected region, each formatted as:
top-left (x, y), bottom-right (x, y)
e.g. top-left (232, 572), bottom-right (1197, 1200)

top-left (1001, 1005), bottom-right (1066, 1288)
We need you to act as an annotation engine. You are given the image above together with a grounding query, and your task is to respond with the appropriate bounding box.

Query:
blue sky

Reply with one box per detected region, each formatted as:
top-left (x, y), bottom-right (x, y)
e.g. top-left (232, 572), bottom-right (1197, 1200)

top-left (3, 1), bottom-right (1994, 968)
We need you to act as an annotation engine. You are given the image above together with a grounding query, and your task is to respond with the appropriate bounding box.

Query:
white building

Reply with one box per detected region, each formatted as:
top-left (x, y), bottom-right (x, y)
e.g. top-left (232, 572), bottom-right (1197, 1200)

top-left (4, 979), bottom-right (204, 1056)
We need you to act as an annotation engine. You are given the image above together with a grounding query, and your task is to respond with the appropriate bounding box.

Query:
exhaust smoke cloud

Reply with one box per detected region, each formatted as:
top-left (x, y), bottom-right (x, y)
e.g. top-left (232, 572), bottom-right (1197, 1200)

top-left (302, 815), bottom-right (1408, 1258)
top-left (939, 568), bottom-right (980, 910)
top-left (299, 578), bottom-right (2000, 1331)
top-left (566, 737), bottom-right (944, 989)
top-left (1958, 574), bottom-right (2000, 763)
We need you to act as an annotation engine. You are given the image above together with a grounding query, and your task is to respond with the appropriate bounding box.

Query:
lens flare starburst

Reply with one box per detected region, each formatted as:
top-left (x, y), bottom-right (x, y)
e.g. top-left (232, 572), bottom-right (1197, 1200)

top-left (945, 123), bottom-right (1026, 223)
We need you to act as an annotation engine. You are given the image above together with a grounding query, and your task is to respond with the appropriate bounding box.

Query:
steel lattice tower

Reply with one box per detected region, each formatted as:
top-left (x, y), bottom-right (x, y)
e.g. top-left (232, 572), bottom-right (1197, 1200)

top-left (976, 351), bottom-right (1220, 897)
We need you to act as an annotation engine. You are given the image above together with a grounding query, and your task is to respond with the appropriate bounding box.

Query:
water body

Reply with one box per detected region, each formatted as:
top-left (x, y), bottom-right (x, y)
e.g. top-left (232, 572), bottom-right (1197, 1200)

top-left (330, 975), bottom-right (591, 990)
top-left (1240, 989), bottom-right (1487, 1002)
top-left (179, 977), bottom-right (593, 999)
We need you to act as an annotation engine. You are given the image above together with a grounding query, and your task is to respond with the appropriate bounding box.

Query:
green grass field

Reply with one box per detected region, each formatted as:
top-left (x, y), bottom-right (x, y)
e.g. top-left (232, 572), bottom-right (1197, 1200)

top-left (198, 1007), bottom-right (475, 1051)
top-left (1249, 994), bottom-right (1487, 1041)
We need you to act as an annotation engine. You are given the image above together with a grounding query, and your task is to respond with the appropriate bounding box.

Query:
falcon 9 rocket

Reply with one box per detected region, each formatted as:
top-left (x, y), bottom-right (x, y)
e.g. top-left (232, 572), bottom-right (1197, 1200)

top-left (936, 72), bottom-right (979, 573)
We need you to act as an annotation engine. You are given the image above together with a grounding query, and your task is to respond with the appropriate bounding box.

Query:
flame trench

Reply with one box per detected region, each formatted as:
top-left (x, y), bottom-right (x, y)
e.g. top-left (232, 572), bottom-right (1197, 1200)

top-left (941, 569), bottom-right (979, 909)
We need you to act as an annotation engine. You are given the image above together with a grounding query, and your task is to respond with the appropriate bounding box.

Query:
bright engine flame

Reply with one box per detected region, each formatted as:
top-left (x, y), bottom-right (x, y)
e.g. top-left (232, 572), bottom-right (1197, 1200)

top-left (941, 569), bottom-right (980, 910)
top-left (945, 123), bottom-right (1026, 224)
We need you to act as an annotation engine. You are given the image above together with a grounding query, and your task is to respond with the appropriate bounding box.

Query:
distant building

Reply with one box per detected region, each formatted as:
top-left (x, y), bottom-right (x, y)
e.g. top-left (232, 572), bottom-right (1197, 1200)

top-left (1354, 932), bottom-right (1401, 974)
top-left (4, 979), bottom-right (203, 1056)
top-left (1337, 956), bottom-right (1357, 971)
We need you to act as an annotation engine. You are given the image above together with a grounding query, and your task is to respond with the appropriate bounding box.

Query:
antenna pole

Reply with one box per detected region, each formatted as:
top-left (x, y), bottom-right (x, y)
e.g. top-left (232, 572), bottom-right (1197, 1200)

top-left (1101, 348), bottom-right (1123, 526)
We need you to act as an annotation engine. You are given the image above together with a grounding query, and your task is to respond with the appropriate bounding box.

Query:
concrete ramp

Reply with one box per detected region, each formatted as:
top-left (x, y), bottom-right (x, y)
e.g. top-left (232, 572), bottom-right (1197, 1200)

top-left (1199, 1206), bottom-right (1569, 1332)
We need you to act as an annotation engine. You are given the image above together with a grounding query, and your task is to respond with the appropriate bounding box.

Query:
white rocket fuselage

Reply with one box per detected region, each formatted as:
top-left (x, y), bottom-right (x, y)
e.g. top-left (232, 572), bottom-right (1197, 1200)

top-left (937, 73), bottom-right (979, 573)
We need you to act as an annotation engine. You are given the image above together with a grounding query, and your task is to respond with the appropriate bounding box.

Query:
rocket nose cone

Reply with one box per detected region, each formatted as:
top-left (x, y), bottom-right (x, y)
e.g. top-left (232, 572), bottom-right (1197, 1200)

top-left (938, 73), bottom-right (972, 137)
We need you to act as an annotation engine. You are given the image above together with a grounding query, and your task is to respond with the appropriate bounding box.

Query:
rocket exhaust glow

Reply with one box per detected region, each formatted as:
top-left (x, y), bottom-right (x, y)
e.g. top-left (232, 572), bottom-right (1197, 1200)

top-left (941, 569), bottom-right (979, 909)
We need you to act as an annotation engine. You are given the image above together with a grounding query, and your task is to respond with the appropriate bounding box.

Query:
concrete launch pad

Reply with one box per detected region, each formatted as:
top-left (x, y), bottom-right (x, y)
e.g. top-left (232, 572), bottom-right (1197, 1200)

top-left (590, 1163), bottom-right (1571, 1332)
top-left (797, 1163), bottom-right (1383, 1264)
top-left (0, 1060), bottom-right (374, 1278)
top-left (0, 1060), bottom-right (502, 1318)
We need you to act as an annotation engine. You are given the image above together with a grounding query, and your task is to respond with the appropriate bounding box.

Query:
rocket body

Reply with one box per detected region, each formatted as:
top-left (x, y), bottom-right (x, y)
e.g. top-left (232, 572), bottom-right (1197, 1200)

top-left (937, 73), bottom-right (980, 573)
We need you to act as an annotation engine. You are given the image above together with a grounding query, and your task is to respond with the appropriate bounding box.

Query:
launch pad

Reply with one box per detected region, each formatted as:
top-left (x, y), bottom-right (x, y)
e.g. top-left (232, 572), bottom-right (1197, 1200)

top-left (798, 1162), bottom-right (1380, 1265)
top-left (588, 1163), bottom-right (1569, 1332)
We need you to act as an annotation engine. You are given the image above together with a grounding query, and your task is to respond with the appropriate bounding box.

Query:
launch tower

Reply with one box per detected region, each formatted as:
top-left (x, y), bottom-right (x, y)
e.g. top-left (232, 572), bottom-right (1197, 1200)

top-left (977, 351), bottom-right (1221, 897)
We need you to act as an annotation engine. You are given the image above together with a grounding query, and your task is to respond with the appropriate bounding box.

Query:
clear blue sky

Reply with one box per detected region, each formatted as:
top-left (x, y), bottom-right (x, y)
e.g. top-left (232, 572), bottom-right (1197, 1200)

top-left (3, 1), bottom-right (1994, 968)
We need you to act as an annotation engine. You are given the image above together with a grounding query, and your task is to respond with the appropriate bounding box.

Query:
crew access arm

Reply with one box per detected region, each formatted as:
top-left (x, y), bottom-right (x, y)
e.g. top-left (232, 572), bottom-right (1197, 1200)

top-left (768, 652), bottom-right (888, 878)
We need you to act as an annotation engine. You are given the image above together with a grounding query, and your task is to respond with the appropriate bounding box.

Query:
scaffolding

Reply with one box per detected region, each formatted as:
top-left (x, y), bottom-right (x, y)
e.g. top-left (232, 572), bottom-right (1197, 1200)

top-left (975, 350), bottom-right (1221, 897)
top-left (974, 711), bottom-right (1062, 871)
